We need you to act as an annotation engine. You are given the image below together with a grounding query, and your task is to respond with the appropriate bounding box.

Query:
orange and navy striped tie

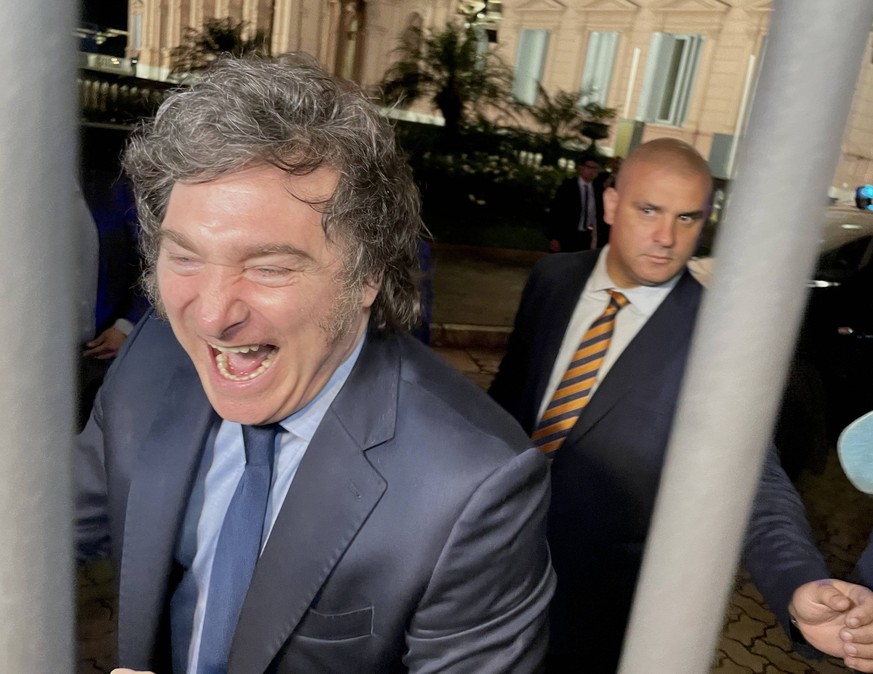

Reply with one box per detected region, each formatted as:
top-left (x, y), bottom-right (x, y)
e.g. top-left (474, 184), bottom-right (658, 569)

top-left (533, 290), bottom-right (629, 457)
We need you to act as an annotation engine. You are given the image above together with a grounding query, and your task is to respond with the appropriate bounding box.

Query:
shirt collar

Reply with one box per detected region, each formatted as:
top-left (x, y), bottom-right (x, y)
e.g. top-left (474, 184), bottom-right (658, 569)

top-left (587, 244), bottom-right (682, 317)
top-left (275, 333), bottom-right (366, 443)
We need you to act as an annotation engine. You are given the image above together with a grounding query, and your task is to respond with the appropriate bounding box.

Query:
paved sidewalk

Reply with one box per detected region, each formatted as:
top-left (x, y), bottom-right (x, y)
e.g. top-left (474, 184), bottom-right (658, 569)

top-left (429, 243), bottom-right (542, 348)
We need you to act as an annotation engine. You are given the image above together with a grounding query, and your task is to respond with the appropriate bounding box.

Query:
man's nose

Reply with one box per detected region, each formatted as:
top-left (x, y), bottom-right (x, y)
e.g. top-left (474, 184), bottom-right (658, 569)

top-left (652, 217), bottom-right (676, 248)
top-left (195, 266), bottom-right (248, 339)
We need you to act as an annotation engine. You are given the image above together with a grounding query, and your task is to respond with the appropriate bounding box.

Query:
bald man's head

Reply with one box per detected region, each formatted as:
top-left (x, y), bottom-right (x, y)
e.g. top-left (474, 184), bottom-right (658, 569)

top-left (616, 138), bottom-right (712, 192)
top-left (603, 138), bottom-right (712, 288)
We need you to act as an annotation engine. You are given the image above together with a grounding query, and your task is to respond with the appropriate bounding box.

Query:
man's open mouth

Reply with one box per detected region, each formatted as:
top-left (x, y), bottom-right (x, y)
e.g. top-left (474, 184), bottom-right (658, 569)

top-left (209, 343), bottom-right (278, 381)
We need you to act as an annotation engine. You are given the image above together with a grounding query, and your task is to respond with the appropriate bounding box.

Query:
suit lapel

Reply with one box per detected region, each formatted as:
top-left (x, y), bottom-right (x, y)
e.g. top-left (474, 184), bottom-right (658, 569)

top-left (118, 364), bottom-right (216, 666)
top-left (532, 252), bottom-right (600, 417)
top-left (228, 334), bottom-right (397, 674)
top-left (568, 271), bottom-right (703, 442)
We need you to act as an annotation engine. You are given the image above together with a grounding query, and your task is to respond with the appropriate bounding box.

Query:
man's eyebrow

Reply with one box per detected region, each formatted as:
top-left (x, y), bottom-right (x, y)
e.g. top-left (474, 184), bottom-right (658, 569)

top-left (631, 203), bottom-right (705, 220)
top-left (238, 242), bottom-right (315, 262)
top-left (159, 228), bottom-right (195, 250)
top-left (159, 229), bottom-right (315, 262)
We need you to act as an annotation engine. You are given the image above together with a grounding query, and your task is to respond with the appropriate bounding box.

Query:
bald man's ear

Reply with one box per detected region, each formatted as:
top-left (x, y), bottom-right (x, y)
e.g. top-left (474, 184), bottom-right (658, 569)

top-left (603, 186), bottom-right (618, 226)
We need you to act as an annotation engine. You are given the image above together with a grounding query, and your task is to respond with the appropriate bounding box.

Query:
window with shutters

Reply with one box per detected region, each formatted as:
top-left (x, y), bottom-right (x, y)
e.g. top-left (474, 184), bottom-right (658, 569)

top-left (637, 33), bottom-right (703, 127)
top-left (579, 31), bottom-right (619, 106)
top-left (512, 28), bottom-right (550, 104)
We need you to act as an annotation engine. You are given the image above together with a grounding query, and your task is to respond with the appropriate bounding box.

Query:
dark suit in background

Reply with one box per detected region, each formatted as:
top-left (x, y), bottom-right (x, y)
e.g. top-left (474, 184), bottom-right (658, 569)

top-left (82, 173), bottom-right (148, 336)
top-left (547, 172), bottom-right (608, 252)
top-left (78, 126), bottom-right (150, 428)
top-left (493, 138), bottom-right (830, 672)
top-left (490, 250), bottom-right (828, 671)
top-left (491, 250), bottom-right (700, 669)
top-left (77, 170), bottom-right (150, 429)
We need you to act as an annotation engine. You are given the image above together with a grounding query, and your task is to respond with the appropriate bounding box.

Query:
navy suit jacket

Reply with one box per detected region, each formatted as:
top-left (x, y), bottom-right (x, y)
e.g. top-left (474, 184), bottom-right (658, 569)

top-left (76, 313), bottom-right (555, 673)
top-left (81, 170), bottom-right (149, 333)
top-left (489, 250), bottom-right (829, 670)
top-left (547, 177), bottom-right (608, 252)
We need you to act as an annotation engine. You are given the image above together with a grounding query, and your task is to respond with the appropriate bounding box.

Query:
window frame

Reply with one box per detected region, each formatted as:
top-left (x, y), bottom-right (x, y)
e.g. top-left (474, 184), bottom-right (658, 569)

top-left (637, 32), bottom-right (703, 127)
top-left (512, 28), bottom-right (551, 105)
top-left (579, 31), bottom-right (620, 107)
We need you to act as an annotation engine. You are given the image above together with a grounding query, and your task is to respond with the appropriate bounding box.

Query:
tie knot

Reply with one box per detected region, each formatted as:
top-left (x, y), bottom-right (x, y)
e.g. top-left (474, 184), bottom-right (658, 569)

top-left (607, 289), bottom-right (629, 310)
top-left (241, 423), bottom-right (280, 467)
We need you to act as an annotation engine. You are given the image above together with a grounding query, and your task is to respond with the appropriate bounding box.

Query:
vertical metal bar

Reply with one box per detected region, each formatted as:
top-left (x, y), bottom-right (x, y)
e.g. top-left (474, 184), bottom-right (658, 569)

top-left (0, 2), bottom-right (77, 671)
top-left (618, 1), bottom-right (873, 671)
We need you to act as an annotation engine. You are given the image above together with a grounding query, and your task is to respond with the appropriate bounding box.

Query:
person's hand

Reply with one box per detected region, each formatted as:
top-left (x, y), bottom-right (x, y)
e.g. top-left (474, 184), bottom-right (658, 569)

top-left (111, 669), bottom-right (155, 674)
top-left (548, 239), bottom-right (561, 253)
top-left (83, 326), bottom-right (127, 360)
top-left (791, 579), bottom-right (873, 671)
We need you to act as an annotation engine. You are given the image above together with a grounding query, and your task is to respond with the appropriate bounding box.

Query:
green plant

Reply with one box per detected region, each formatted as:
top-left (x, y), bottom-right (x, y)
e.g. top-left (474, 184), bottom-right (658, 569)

top-left (379, 22), bottom-right (513, 141)
top-left (407, 140), bottom-right (564, 239)
top-left (579, 100), bottom-right (617, 149)
top-left (524, 86), bottom-right (583, 147)
top-left (520, 84), bottom-right (617, 164)
top-left (170, 17), bottom-right (270, 77)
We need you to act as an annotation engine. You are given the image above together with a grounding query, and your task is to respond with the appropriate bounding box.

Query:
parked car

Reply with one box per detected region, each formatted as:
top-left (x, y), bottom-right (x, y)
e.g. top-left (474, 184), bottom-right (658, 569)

top-left (689, 204), bottom-right (873, 478)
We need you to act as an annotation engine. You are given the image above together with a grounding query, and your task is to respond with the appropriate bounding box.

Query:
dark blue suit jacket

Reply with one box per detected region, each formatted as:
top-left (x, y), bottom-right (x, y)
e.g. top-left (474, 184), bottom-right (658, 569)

top-left (81, 170), bottom-right (149, 333)
top-left (547, 177), bottom-right (608, 252)
top-left (77, 314), bottom-right (555, 673)
top-left (490, 250), bottom-right (829, 671)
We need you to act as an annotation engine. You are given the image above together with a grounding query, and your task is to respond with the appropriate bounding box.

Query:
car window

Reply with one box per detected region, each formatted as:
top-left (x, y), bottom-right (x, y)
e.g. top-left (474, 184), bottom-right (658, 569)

top-left (816, 235), bottom-right (873, 282)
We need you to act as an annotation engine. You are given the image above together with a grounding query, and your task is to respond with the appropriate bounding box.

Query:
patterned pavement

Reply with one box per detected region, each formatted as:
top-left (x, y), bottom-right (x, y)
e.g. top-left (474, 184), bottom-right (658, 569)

top-left (77, 558), bottom-right (117, 674)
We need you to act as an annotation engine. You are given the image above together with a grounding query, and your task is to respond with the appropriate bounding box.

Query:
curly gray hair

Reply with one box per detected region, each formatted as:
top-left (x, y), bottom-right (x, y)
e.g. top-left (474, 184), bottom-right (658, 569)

top-left (123, 53), bottom-right (423, 331)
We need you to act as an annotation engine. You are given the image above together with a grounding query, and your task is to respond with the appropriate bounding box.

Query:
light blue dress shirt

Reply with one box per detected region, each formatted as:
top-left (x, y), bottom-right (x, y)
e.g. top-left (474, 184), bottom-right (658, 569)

top-left (170, 336), bottom-right (365, 674)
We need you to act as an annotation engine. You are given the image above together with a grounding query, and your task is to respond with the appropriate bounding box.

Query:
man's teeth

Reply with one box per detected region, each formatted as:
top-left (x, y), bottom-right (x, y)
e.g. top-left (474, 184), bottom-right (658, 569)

top-left (209, 343), bottom-right (277, 381)
top-left (211, 344), bottom-right (261, 354)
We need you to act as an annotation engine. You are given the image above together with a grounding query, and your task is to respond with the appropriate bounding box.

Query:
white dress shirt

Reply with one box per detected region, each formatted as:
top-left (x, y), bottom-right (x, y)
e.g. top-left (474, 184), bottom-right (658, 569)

top-left (577, 177), bottom-right (596, 232)
top-left (537, 246), bottom-right (679, 422)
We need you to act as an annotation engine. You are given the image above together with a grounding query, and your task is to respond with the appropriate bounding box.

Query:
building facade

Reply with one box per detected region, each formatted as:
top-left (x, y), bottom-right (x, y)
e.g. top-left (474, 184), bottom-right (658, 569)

top-left (126, 1), bottom-right (456, 89)
top-left (128, 0), bottom-right (872, 196)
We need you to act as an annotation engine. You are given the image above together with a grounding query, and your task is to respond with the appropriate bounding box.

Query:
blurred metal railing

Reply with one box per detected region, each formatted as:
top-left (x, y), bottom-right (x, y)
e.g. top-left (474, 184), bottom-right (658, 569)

top-left (620, 1), bottom-right (873, 671)
top-left (78, 69), bottom-right (173, 127)
top-left (0, 1), bottom-right (77, 671)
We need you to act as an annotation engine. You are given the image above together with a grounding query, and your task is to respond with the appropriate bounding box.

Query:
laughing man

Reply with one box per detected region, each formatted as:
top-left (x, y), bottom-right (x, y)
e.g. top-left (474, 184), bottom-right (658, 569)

top-left (76, 54), bottom-right (554, 674)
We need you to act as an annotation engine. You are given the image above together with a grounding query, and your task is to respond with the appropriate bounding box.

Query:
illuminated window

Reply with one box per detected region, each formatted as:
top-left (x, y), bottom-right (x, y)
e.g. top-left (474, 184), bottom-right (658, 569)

top-left (638, 33), bottom-right (703, 126)
top-left (512, 28), bottom-right (550, 104)
top-left (580, 31), bottom-right (619, 106)
top-left (130, 14), bottom-right (142, 50)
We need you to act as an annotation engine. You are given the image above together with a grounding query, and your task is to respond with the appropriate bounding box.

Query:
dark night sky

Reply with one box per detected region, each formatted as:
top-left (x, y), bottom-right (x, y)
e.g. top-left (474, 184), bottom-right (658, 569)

top-left (80, 0), bottom-right (127, 29)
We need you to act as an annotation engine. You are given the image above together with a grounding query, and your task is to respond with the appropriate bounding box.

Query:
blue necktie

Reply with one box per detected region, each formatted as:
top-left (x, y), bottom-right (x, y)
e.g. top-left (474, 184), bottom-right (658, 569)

top-left (197, 423), bottom-right (280, 674)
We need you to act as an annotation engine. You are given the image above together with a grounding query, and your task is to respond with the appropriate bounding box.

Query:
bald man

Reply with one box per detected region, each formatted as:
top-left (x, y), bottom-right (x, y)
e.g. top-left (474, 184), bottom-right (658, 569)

top-left (490, 139), bottom-right (832, 671)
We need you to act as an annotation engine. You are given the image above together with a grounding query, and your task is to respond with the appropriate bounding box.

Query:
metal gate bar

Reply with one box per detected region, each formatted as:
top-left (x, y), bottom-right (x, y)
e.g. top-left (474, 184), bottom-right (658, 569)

top-left (619, 2), bottom-right (873, 671)
top-left (0, 2), bottom-right (78, 671)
